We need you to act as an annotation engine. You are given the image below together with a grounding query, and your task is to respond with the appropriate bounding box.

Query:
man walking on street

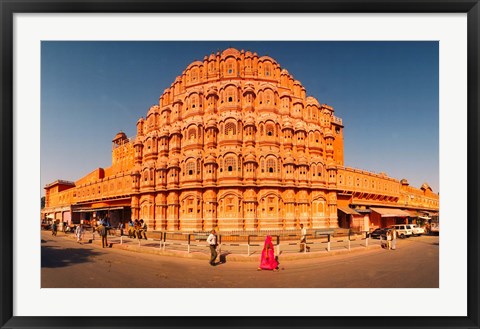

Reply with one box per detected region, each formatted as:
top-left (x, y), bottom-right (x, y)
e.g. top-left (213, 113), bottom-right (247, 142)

top-left (299, 223), bottom-right (310, 252)
top-left (51, 221), bottom-right (57, 236)
top-left (207, 229), bottom-right (218, 266)
top-left (98, 222), bottom-right (108, 248)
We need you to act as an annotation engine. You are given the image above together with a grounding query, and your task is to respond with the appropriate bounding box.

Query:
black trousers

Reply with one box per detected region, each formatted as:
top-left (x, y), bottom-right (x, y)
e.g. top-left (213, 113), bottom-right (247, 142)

top-left (300, 237), bottom-right (310, 252)
top-left (101, 235), bottom-right (108, 248)
top-left (209, 245), bottom-right (217, 264)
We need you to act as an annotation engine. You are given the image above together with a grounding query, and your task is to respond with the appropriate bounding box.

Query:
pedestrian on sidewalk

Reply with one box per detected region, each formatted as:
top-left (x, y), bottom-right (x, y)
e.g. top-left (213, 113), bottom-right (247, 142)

top-left (206, 229), bottom-right (218, 266)
top-left (118, 222), bottom-right (124, 236)
top-left (386, 230), bottom-right (392, 250)
top-left (75, 224), bottom-right (84, 243)
top-left (134, 219), bottom-right (141, 239)
top-left (258, 235), bottom-right (279, 271)
top-left (51, 221), bottom-right (57, 236)
top-left (98, 223), bottom-right (108, 248)
top-left (139, 219), bottom-right (148, 240)
top-left (391, 227), bottom-right (397, 250)
top-left (299, 223), bottom-right (310, 252)
top-left (128, 220), bottom-right (135, 238)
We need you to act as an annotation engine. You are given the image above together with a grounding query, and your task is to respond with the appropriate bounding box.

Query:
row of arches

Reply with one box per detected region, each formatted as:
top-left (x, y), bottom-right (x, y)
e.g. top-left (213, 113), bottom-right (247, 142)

top-left (149, 89), bottom-right (333, 130)
top-left (141, 122), bottom-right (335, 152)
top-left (136, 188), bottom-right (336, 231)
top-left (136, 157), bottom-right (330, 190)
top-left (182, 54), bottom-right (280, 85)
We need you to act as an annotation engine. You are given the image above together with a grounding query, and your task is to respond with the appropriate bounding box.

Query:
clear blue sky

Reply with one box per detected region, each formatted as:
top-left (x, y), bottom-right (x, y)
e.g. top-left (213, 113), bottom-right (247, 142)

top-left (41, 41), bottom-right (439, 195)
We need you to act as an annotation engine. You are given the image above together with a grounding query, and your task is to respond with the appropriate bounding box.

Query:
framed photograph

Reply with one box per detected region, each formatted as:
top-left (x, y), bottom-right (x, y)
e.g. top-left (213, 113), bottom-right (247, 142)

top-left (1, 1), bottom-right (478, 329)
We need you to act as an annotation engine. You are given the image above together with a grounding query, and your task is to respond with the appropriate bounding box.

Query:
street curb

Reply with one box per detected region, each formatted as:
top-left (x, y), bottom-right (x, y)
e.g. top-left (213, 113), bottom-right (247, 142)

top-left (51, 231), bottom-right (383, 262)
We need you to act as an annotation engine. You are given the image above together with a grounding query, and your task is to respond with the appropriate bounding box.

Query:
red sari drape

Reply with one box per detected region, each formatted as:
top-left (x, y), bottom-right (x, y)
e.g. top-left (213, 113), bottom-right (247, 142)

top-left (259, 235), bottom-right (278, 270)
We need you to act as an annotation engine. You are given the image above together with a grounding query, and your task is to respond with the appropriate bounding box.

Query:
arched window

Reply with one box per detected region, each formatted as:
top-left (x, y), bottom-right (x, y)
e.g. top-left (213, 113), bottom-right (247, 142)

top-left (225, 122), bottom-right (236, 136)
top-left (265, 91), bottom-right (273, 104)
top-left (266, 123), bottom-right (274, 136)
top-left (265, 64), bottom-right (271, 77)
top-left (267, 158), bottom-right (276, 173)
top-left (225, 156), bottom-right (236, 172)
top-left (191, 69), bottom-right (198, 82)
top-left (186, 162), bottom-right (195, 176)
top-left (190, 95), bottom-right (198, 108)
top-left (227, 62), bottom-right (234, 75)
top-left (188, 127), bottom-right (196, 140)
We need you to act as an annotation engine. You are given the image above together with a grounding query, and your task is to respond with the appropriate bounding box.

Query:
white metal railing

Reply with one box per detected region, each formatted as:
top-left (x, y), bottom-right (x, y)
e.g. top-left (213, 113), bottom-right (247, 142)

top-left (89, 229), bottom-right (375, 256)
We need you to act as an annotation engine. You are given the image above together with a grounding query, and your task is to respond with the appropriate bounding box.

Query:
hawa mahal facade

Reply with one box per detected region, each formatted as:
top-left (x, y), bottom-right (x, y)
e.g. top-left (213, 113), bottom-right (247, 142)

top-left (42, 48), bottom-right (439, 232)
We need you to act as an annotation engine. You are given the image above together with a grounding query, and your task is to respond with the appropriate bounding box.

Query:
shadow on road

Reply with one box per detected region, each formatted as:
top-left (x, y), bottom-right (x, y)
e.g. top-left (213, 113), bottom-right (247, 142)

top-left (41, 245), bottom-right (104, 268)
top-left (218, 252), bottom-right (231, 265)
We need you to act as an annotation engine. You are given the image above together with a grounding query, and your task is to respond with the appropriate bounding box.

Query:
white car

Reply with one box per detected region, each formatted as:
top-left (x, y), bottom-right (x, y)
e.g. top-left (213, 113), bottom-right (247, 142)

top-left (390, 224), bottom-right (413, 239)
top-left (408, 224), bottom-right (425, 236)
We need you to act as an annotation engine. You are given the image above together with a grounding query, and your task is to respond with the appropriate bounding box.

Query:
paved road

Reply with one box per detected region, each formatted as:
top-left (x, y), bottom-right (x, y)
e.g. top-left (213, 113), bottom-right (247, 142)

top-left (41, 231), bottom-right (438, 288)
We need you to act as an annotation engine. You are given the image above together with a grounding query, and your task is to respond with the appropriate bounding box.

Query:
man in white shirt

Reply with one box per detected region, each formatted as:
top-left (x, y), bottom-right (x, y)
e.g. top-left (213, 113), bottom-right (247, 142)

top-left (299, 223), bottom-right (310, 252)
top-left (206, 230), bottom-right (218, 266)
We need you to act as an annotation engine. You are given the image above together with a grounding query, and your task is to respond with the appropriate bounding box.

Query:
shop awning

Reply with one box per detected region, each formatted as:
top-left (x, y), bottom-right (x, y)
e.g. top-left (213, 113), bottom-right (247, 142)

top-left (72, 206), bottom-right (125, 213)
top-left (370, 207), bottom-right (410, 217)
top-left (354, 209), bottom-right (371, 214)
top-left (404, 210), bottom-right (419, 217)
top-left (419, 215), bottom-right (431, 220)
top-left (337, 206), bottom-right (361, 215)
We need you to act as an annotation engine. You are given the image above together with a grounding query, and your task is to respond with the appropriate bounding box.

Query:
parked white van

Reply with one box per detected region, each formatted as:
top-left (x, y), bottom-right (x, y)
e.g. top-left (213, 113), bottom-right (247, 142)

top-left (390, 224), bottom-right (413, 238)
top-left (408, 224), bottom-right (425, 236)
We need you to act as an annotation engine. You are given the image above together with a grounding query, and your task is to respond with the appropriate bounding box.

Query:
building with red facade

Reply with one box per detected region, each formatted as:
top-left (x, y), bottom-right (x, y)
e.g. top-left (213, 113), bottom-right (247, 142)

top-left (42, 48), bottom-right (439, 232)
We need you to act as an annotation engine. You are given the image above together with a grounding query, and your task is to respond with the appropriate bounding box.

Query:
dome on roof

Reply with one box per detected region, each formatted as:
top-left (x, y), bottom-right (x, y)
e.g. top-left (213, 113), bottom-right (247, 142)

top-left (297, 156), bottom-right (308, 165)
top-left (306, 97), bottom-right (320, 106)
top-left (112, 131), bottom-right (127, 143)
top-left (282, 120), bottom-right (293, 129)
top-left (170, 124), bottom-right (181, 134)
top-left (244, 153), bottom-right (256, 163)
top-left (295, 121), bottom-right (306, 131)
top-left (324, 128), bottom-right (334, 138)
top-left (204, 154), bottom-right (217, 164)
top-left (207, 86), bottom-right (218, 96)
top-left (222, 48), bottom-right (240, 57)
top-left (206, 118), bottom-right (217, 129)
top-left (284, 155), bottom-right (295, 165)
top-left (168, 157), bottom-right (179, 167)
top-left (244, 116), bottom-right (255, 126)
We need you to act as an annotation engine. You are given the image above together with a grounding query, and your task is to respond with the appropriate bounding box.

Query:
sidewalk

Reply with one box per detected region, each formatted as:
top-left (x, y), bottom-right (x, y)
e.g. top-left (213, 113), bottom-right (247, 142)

top-left (50, 230), bottom-right (383, 262)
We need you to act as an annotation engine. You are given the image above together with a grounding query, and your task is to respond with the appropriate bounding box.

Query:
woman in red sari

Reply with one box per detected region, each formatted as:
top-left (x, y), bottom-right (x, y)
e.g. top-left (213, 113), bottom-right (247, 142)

top-left (258, 235), bottom-right (279, 271)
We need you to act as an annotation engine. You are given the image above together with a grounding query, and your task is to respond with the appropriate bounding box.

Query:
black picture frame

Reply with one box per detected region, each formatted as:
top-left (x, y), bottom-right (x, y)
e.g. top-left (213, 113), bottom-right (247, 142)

top-left (1, 1), bottom-right (479, 328)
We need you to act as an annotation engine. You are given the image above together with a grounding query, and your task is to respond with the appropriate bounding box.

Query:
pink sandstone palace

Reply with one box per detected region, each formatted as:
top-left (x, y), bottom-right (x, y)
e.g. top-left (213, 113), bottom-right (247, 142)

top-left (42, 48), bottom-right (439, 232)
